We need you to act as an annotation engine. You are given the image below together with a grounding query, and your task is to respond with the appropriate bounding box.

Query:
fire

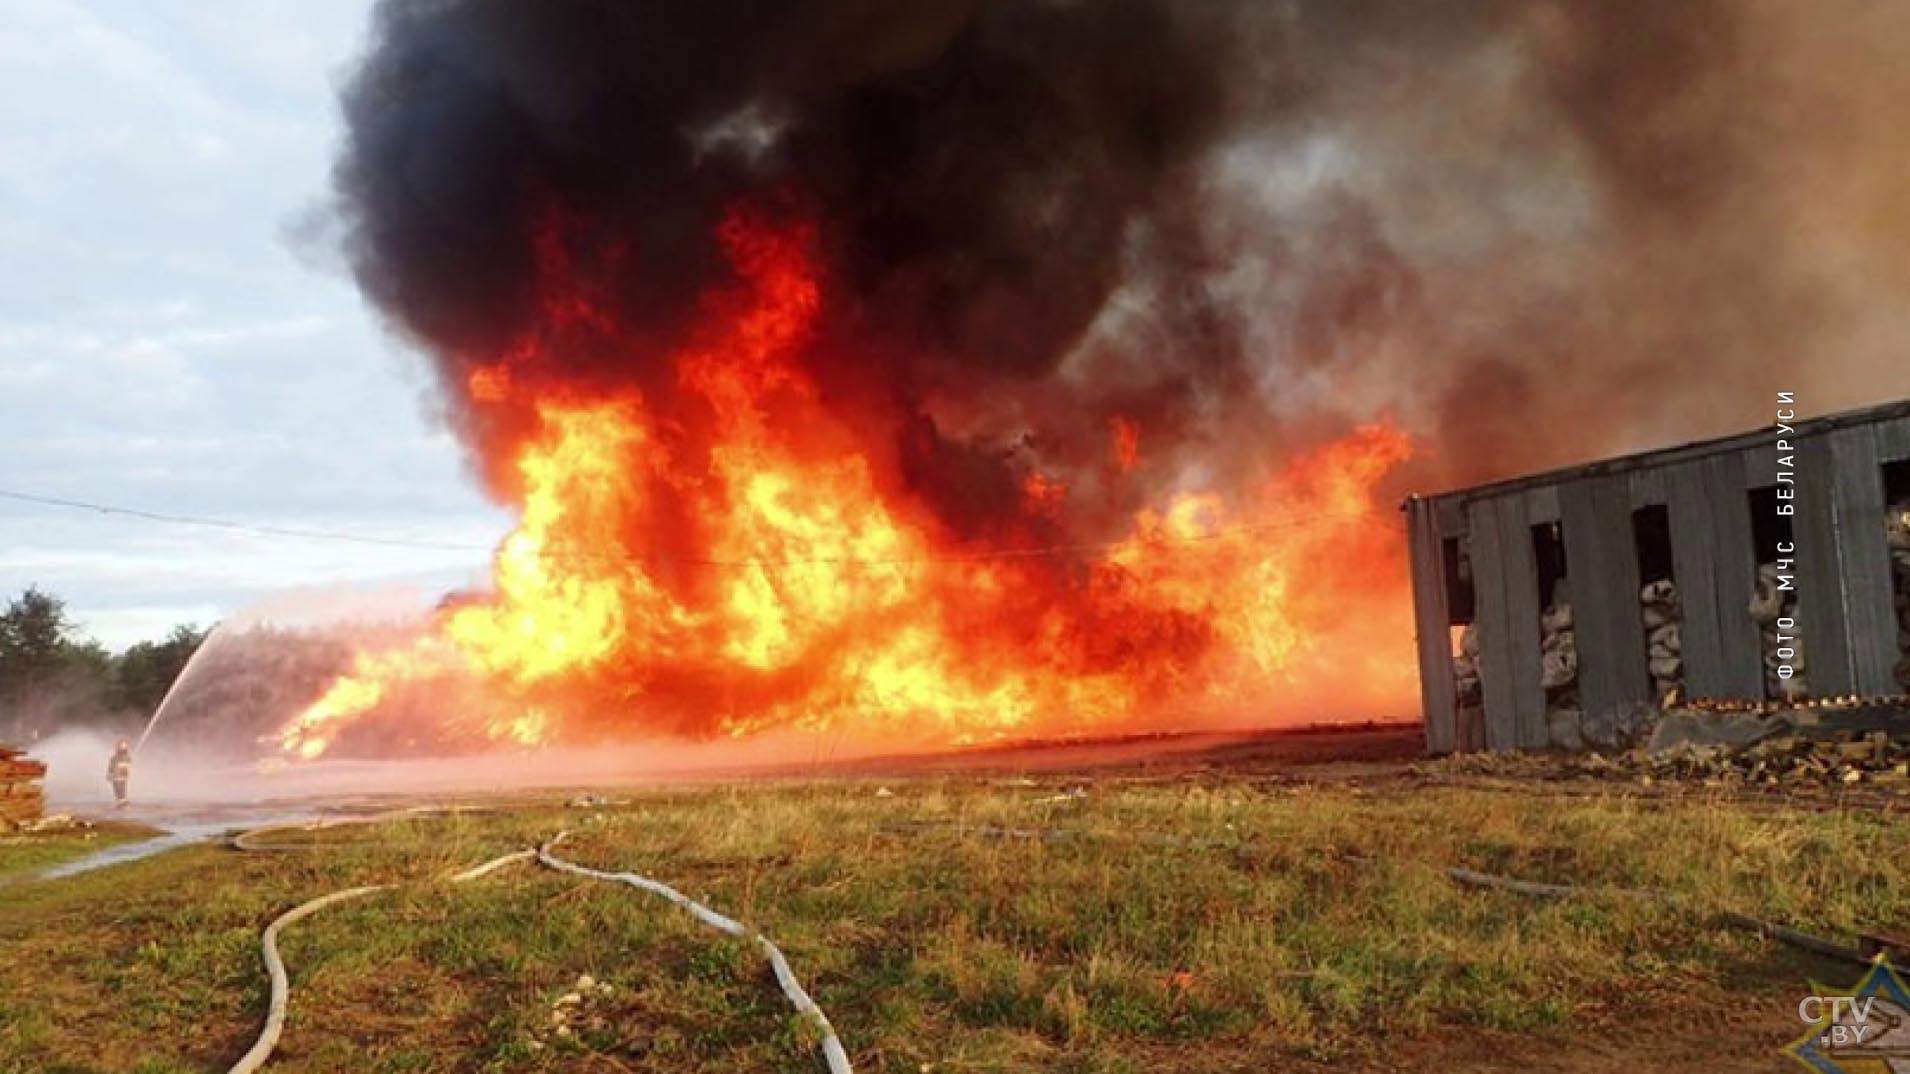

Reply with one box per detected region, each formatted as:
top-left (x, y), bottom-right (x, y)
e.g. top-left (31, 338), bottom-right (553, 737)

top-left (279, 205), bottom-right (1417, 758)
top-left (1110, 416), bottom-right (1141, 473)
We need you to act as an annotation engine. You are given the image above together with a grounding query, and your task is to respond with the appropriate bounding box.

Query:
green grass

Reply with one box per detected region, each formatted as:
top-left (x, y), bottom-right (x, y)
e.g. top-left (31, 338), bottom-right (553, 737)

top-left (0, 822), bottom-right (156, 879)
top-left (0, 781), bottom-right (1903, 1072)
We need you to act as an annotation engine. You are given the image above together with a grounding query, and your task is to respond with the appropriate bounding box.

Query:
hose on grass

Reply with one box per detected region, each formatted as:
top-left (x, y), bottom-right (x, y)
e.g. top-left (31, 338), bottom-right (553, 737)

top-left (228, 804), bottom-right (498, 853)
top-left (224, 831), bottom-right (536, 1074)
top-left (225, 819), bottom-right (852, 1074)
top-left (537, 831), bottom-right (854, 1074)
top-left (225, 884), bottom-right (390, 1074)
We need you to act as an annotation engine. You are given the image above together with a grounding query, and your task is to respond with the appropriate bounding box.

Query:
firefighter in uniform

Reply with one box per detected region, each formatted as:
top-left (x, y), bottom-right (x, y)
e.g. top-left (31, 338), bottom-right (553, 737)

top-left (108, 739), bottom-right (133, 807)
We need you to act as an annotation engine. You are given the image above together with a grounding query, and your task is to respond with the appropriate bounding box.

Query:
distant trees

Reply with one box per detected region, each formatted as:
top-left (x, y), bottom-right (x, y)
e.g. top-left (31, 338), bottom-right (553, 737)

top-left (114, 623), bottom-right (210, 716)
top-left (0, 586), bottom-right (446, 755)
top-left (0, 587), bottom-right (75, 705)
top-left (0, 587), bottom-right (208, 742)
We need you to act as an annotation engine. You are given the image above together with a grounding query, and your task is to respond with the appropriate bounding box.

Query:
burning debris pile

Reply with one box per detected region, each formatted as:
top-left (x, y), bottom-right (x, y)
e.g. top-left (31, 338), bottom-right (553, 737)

top-left (0, 744), bottom-right (46, 828)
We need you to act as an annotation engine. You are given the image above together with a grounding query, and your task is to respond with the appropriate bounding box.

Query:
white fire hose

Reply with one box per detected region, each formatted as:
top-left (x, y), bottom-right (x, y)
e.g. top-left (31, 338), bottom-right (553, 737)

top-left (537, 831), bottom-right (853, 1074)
top-left (226, 845), bottom-right (537, 1074)
top-left (225, 822), bottom-right (851, 1074)
top-left (225, 883), bottom-right (390, 1074)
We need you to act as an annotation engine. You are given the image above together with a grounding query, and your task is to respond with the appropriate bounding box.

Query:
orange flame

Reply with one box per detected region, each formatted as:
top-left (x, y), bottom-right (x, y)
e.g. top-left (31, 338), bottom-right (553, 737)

top-left (1110, 416), bottom-right (1141, 472)
top-left (279, 207), bottom-right (1418, 759)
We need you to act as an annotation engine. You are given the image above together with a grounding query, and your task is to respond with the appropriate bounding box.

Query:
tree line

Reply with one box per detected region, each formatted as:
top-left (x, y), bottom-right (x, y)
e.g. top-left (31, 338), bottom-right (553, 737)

top-left (0, 587), bottom-right (206, 743)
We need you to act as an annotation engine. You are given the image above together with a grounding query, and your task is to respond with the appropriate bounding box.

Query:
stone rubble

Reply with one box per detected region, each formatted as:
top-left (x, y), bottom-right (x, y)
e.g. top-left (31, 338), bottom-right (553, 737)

top-left (1430, 698), bottom-right (1910, 791)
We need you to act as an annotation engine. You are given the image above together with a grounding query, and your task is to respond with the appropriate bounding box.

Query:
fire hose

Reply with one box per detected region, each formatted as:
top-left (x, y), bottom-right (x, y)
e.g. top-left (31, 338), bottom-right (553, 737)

top-left (536, 832), bottom-right (853, 1074)
top-left (225, 846), bottom-right (537, 1074)
top-left (224, 819), bottom-right (851, 1074)
top-left (226, 883), bottom-right (388, 1074)
top-left (222, 809), bottom-right (1871, 1071)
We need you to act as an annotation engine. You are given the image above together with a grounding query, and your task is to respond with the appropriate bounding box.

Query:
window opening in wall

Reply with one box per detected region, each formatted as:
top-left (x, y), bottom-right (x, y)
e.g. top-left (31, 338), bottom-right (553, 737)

top-left (1532, 522), bottom-right (1579, 747)
top-left (1633, 505), bottom-right (1683, 702)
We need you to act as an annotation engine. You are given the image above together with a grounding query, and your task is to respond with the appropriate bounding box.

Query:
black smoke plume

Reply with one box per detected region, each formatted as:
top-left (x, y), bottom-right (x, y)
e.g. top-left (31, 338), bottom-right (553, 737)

top-left (334, 0), bottom-right (1910, 514)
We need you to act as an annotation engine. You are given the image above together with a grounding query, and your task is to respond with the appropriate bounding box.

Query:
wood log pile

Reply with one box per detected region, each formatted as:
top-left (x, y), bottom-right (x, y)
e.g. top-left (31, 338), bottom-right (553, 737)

top-left (0, 743), bottom-right (47, 828)
top-left (1889, 500), bottom-right (1910, 689)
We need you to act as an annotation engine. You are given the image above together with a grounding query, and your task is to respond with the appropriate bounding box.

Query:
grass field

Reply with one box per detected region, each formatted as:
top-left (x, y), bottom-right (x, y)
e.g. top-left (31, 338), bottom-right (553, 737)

top-left (0, 821), bottom-right (156, 881)
top-left (1, 776), bottom-right (1904, 1073)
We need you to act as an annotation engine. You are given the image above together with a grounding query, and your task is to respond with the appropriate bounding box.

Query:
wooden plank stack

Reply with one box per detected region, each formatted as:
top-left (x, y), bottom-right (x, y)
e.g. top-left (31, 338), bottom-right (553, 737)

top-left (0, 743), bottom-right (47, 827)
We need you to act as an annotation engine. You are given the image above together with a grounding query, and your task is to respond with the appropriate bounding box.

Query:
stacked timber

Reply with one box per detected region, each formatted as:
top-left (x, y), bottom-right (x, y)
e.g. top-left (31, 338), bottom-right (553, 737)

top-left (1888, 500), bottom-right (1910, 689)
top-left (0, 743), bottom-right (46, 827)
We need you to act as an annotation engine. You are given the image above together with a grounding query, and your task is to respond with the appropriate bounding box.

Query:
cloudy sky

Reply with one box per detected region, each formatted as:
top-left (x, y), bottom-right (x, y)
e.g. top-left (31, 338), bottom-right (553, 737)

top-left (0, 1), bottom-right (511, 649)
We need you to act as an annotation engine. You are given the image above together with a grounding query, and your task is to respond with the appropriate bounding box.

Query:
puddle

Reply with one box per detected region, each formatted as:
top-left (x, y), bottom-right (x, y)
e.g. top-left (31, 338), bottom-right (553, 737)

top-left (34, 820), bottom-right (278, 881)
top-left (10, 805), bottom-right (329, 886)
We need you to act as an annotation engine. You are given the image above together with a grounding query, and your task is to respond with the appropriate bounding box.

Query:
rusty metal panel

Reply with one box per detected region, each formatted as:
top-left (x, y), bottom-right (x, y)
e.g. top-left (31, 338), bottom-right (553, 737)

top-left (1794, 432), bottom-right (1853, 694)
top-left (1561, 474), bottom-right (1650, 735)
top-left (1407, 498), bottom-right (1457, 754)
top-left (1830, 425), bottom-right (1898, 694)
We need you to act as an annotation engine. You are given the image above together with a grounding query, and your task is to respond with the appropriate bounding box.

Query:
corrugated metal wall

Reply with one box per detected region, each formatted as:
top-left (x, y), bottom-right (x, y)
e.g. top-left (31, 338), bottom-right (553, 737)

top-left (1410, 402), bottom-right (1910, 754)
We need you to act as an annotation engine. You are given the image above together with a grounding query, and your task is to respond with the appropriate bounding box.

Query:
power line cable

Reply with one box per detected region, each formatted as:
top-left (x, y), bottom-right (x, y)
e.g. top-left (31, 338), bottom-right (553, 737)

top-left (0, 488), bottom-right (487, 552)
top-left (0, 485), bottom-right (1400, 570)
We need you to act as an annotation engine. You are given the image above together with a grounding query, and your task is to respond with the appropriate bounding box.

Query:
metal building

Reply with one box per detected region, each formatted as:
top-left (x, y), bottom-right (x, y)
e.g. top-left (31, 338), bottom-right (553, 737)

top-left (1406, 398), bottom-right (1910, 754)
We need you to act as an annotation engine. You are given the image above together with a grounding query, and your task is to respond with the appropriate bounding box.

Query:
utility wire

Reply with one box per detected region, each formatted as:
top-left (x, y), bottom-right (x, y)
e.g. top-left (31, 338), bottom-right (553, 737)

top-left (0, 488), bottom-right (486, 552)
top-left (0, 485), bottom-right (1400, 570)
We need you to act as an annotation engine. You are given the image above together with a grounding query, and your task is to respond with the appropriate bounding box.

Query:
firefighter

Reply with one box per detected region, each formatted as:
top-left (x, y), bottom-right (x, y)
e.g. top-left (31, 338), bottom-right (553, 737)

top-left (108, 739), bottom-right (133, 807)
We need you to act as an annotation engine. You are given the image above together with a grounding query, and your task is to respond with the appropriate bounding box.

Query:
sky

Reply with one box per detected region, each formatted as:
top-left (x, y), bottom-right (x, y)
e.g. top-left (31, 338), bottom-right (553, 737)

top-left (0, 0), bottom-right (511, 649)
